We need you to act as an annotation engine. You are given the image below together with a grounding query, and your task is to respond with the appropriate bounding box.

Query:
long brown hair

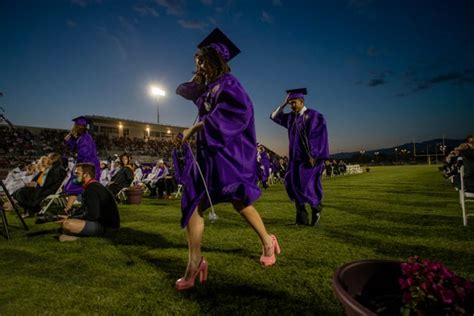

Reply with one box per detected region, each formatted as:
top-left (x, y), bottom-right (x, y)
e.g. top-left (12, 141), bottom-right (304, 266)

top-left (48, 152), bottom-right (62, 166)
top-left (72, 124), bottom-right (87, 137)
top-left (196, 46), bottom-right (231, 83)
top-left (119, 153), bottom-right (133, 169)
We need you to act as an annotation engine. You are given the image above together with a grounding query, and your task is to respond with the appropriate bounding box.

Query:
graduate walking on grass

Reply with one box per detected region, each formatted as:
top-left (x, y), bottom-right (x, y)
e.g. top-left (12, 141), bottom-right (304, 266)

top-left (174, 28), bottom-right (280, 291)
top-left (270, 89), bottom-right (329, 226)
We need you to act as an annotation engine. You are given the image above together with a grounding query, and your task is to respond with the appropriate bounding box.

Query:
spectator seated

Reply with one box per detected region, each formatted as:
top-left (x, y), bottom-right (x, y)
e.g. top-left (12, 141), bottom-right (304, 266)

top-left (58, 163), bottom-right (120, 242)
top-left (10, 153), bottom-right (67, 217)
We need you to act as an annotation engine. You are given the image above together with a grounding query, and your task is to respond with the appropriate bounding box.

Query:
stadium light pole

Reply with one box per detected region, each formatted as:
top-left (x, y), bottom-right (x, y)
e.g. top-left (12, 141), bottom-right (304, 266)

top-left (359, 150), bottom-right (365, 164)
top-left (400, 149), bottom-right (407, 163)
top-left (149, 86), bottom-right (166, 125)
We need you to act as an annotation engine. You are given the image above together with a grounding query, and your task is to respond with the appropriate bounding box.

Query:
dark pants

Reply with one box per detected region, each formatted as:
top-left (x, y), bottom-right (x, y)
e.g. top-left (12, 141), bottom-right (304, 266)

top-left (295, 203), bottom-right (322, 225)
top-left (157, 178), bottom-right (177, 197)
top-left (13, 187), bottom-right (41, 214)
top-left (146, 182), bottom-right (157, 196)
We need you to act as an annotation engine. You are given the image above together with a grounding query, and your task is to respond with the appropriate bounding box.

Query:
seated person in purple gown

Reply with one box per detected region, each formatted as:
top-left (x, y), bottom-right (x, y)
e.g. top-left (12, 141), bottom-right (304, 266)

top-left (173, 28), bottom-right (280, 291)
top-left (57, 163), bottom-right (120, 242)
top-left (271, 88), bottom-right (329, 226)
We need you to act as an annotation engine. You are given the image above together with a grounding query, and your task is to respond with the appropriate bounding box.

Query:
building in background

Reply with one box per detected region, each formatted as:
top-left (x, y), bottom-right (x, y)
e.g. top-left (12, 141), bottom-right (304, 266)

top-left (86, 115), bottom-right (185, 141)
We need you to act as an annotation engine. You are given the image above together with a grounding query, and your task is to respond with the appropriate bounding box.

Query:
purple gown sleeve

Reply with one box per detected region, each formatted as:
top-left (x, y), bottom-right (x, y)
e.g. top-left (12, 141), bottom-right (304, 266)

top-left (77, 135), bottom-right (96, 162)
top-left (66, 138), bottom-right (77, 151)
top-left (309, 113), bottom-right (329, 160)
top-left (271, 111), bottom-right (290, 129)
top-left (203, 79), bottom-right (252, 149)
top-left (176, 82), bottom-right (207, 102)
top-left (172, 150), bottom-right (182, 184)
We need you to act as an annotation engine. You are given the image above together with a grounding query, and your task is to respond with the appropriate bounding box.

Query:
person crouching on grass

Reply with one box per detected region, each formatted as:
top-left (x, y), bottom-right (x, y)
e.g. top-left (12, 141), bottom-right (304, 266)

top-left (56, 163), bottom-right (120, 242)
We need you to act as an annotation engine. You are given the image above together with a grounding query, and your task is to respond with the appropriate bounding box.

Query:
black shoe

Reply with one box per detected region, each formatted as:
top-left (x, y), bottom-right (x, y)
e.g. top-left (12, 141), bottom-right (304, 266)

top-left (310, 204), bottom-right (322, 226)
top-left (310, 213), bottom-right (320, 226)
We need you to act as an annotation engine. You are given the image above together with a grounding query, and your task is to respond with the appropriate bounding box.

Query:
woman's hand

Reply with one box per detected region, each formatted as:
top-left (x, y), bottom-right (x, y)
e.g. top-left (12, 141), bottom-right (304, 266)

top-left (191, 71), bottom-right (206, 85)
top-left (181, 127), bottom-right (194, 143)
top-left (282, 94), bottom-right (290, 107)
top-left (181, 122), bottom-right (204, 143)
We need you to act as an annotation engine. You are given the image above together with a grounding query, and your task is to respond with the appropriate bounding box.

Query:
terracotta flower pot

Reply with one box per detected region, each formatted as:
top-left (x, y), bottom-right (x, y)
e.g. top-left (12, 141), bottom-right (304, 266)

top-left (332, 259), bottom-right (403, 316)
top-left (125, 188), bottom-right (144, 205)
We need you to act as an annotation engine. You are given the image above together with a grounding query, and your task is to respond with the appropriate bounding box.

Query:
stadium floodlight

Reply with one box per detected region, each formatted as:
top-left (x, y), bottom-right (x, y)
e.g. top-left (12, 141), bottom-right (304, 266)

top-left (150, 86), bottom-right (166, 97)
top-left (149, 85), bottom-right (166, 124)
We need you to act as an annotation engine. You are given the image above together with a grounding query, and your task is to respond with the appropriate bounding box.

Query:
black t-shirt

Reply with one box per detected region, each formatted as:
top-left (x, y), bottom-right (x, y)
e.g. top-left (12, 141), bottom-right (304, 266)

top-left (73, 182), bottom-right (120, 229)
top-left (462, 149), bottom-right (474, 179)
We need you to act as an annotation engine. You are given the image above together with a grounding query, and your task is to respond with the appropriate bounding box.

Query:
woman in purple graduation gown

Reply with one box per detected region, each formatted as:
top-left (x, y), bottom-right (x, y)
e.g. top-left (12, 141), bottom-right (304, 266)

top-left (63, 116), bottom-right (101, 212)
top-left (174, 28), bottom-right (280, 291)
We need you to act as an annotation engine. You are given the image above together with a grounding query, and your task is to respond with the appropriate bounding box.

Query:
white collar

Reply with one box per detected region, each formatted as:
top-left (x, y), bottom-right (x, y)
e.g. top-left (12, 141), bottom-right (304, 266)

top-left (297, 106), bottom-right (307, 116)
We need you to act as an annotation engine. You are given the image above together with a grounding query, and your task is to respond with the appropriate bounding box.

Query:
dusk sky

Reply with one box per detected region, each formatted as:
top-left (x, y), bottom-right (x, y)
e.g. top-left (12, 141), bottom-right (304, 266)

top-left (1, 0), bottom-right (473, 156)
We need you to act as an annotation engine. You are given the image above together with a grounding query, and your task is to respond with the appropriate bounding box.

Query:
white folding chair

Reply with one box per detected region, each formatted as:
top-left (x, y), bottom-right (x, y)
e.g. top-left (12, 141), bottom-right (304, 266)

top-left (459, 166), bottom-right (474, 226)
top-left (175, 184), bottom-right (183, 198)
top-left (116, 187), bottom-right (128, 202)
top-left (38, 175), bottom-right (70, 215)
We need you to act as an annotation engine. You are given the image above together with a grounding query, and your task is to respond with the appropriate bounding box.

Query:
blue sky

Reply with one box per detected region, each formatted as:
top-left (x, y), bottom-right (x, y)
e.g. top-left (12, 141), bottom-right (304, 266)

top-left (1, 0), bottom-right (473, 155)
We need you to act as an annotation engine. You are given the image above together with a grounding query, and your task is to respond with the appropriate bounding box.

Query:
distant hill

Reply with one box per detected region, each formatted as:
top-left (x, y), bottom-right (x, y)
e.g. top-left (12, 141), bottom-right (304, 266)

top-left (330, 138), bottom-right (465, 160)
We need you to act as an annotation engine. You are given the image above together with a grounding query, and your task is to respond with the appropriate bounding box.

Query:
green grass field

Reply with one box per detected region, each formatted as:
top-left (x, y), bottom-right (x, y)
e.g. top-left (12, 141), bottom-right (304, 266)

top-left (1, 165), bottom-right (473, 315)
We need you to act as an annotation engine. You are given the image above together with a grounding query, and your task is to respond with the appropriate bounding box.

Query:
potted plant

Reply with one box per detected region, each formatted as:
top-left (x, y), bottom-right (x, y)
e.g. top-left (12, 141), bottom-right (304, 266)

top-left (124, 184), bottom-right (144, 205)
top-left (399, 256), bottom-right (474, 316)
top-left (332, 257), bottom-right (474, 316)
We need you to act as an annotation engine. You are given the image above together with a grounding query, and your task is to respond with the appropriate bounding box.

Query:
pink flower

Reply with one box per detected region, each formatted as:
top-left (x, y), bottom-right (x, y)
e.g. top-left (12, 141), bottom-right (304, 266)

top-left (440, 289), bottom-right (454, 305)
top-left (399, 257), bottom-right (474, 313)
top-left (420, 282), bottom-right (430, 291)
top-left (429, 262), bottom-right (442, 272)
top-left (402, 291), bottom-right (412, 303)
top-left (399, 278), bottom-right (409, 289)
top-left (401, 263), bottom-right (410, 275)
top-left (440, 266), bottom-right (454, 279)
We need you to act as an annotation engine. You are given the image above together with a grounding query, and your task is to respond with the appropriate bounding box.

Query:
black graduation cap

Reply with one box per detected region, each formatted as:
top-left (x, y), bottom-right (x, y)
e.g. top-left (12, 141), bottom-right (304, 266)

top-left (286, 88), bottom-right (307, 100)
top-left (197, 28), bottom-right (241, 62)
top-left (72, 116), bottom-right (92, 126)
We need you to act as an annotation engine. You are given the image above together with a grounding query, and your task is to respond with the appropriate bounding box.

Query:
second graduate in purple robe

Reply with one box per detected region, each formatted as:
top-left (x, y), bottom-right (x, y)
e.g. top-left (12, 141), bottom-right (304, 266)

top-left (63, 116), bottom-right (101, 212)
top-left (173, 28), bottom-right (280, 291)
top-left (271, 88), bottom-right (329, 226)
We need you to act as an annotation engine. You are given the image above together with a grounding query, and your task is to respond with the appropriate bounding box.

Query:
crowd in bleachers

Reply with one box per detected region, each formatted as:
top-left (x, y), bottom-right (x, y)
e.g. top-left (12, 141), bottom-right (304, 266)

top-left (0, 127), bottom-right (44, 169)
top-left (0, 126), bottom-right (188, 169)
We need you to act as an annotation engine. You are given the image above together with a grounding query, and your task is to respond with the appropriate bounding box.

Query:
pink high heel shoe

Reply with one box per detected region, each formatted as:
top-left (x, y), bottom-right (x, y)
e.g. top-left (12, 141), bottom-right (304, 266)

top-left (260, 235), bottom-right (281, 267)
top-left (175, 257), bottom-right (208, 291)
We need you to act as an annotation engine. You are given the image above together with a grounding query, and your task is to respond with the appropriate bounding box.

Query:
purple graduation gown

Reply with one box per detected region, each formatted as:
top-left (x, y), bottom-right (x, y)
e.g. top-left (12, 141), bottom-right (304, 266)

top-left (64, 133), bottom-right (101, 195)
top-left (257, 151), bottom-right (270, 183)
top-left (271, 109), bottom-right (329, 207)
top-left (175, 73), bottom-right (261, 228)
